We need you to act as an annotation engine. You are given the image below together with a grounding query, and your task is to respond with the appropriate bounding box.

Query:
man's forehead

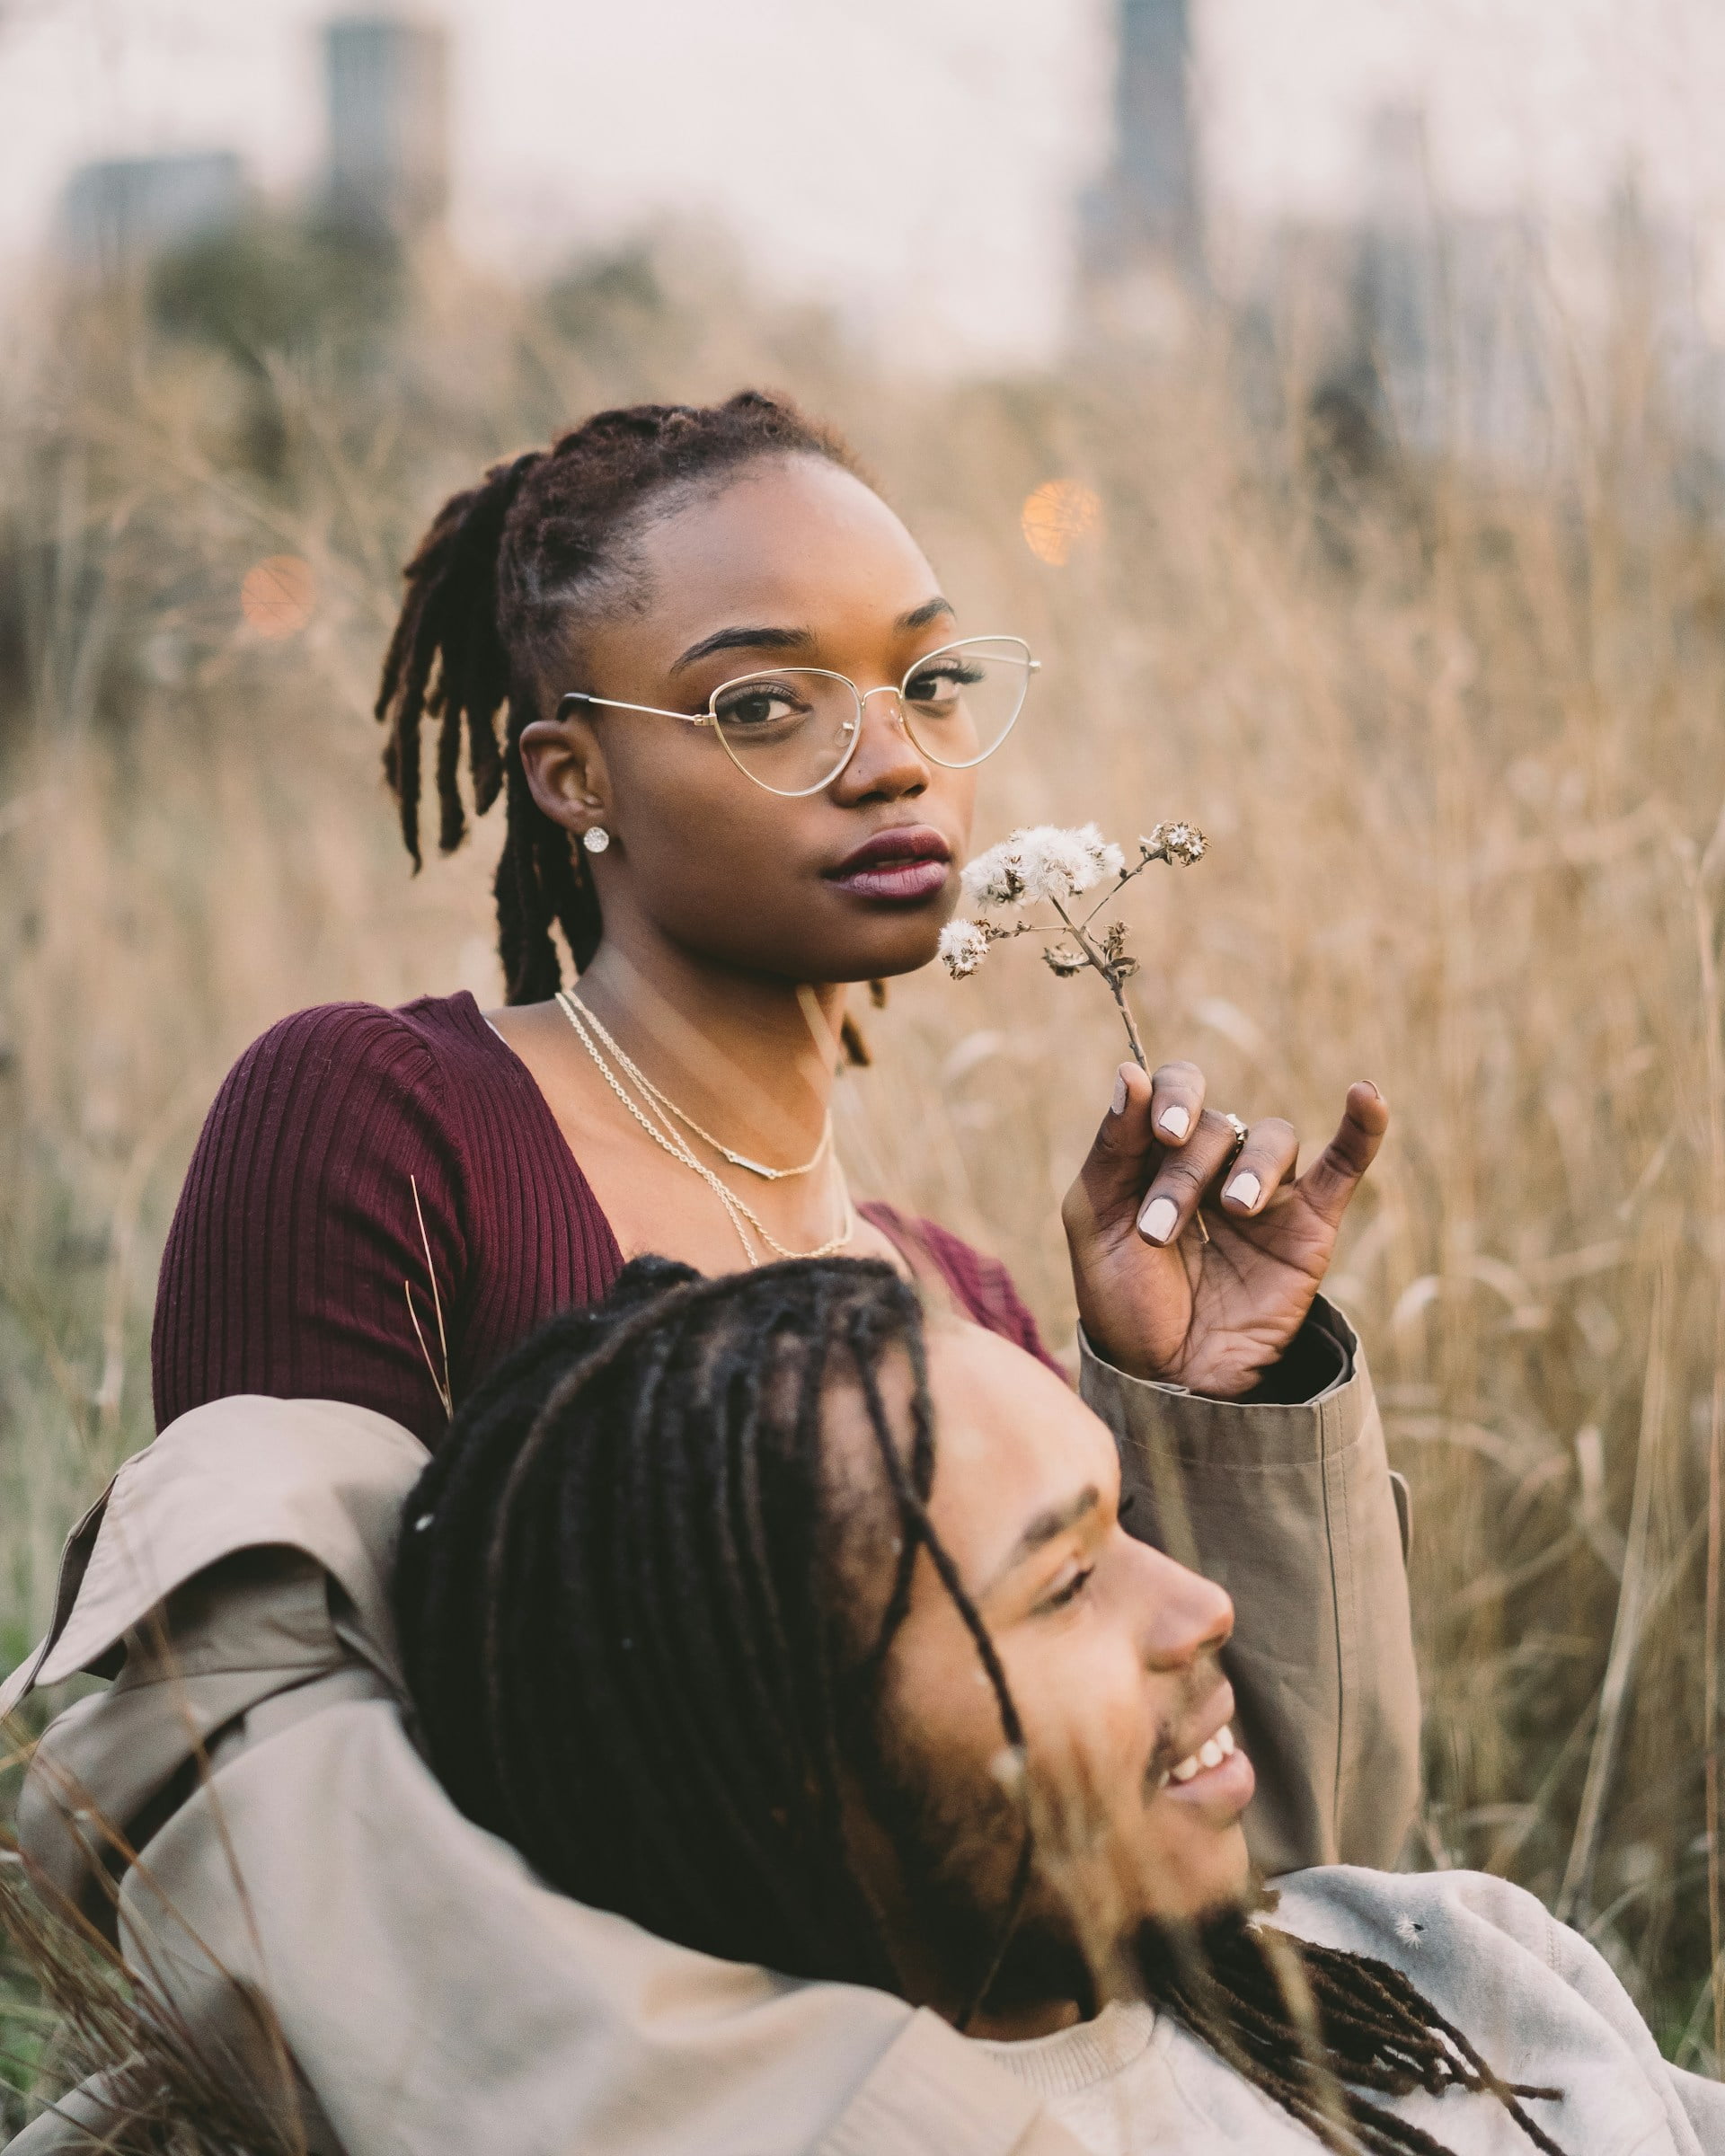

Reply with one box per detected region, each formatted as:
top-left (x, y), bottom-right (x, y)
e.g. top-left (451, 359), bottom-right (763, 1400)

top-left (816, 1322), bottom-right (1112, 1494)
top-left (923, 1326), bottom-right (1119, 1555)
top-left (925, 1321), bottom-right (1110, 1443)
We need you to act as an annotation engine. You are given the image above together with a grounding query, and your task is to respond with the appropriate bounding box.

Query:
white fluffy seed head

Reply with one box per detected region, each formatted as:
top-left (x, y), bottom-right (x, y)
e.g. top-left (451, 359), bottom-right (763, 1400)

top-left (960, 823), bottom-right (1125, 911)
top-left (959, 841), bottom-right (1025, 910)
top-left (938, 918), bottom-right (990, 978)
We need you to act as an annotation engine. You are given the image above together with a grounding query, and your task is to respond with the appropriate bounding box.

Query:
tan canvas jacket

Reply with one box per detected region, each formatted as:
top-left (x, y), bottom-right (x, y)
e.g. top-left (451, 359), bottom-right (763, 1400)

top-left (1, 1302), bottom-right (1417, 2156)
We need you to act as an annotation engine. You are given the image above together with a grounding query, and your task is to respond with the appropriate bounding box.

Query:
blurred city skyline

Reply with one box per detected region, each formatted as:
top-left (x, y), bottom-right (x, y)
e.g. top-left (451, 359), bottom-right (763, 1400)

top-left (4, 0), bottom-right (1725, 366)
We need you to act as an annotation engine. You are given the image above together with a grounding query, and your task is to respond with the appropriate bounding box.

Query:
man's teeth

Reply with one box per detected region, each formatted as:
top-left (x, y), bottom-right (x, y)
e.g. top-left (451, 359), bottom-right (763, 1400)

top-left (1158, 1724), bottom-right (1236, 1789)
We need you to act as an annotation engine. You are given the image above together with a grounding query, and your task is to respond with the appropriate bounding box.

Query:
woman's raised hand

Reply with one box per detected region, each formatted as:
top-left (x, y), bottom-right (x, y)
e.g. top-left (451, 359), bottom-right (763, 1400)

top-left (1061, 1060), bottom-right (1388, 1398)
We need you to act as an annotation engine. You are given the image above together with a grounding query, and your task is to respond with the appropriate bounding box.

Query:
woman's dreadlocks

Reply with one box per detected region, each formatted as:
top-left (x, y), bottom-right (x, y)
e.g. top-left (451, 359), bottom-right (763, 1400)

top-left (375, 394), bottom-right (863, 1004)
top-left (394, 1259), bottom-right (1567, 2156)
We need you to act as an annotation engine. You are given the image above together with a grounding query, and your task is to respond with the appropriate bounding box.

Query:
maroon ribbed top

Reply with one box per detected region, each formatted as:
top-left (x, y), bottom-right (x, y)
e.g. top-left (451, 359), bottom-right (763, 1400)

top-left (152, 993), bottom-right (1055, 1445)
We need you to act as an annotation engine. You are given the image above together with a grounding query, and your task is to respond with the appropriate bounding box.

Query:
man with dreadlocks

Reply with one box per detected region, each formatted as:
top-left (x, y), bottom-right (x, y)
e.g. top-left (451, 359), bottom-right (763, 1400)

top-left (394, 1257), bottom-right (1724, 2156)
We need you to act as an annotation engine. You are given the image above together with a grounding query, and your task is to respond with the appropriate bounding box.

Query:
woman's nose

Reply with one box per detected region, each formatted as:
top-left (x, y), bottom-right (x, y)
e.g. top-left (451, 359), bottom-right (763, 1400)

top-left (830, 688), bottom-right (929, 803)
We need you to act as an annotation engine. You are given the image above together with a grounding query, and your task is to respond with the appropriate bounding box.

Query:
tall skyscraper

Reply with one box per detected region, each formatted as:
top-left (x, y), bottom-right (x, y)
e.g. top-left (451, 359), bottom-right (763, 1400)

top-left (323, 15), bottom-right (449, 238)
top-left (1083, 0), bottom-right (1203, 284)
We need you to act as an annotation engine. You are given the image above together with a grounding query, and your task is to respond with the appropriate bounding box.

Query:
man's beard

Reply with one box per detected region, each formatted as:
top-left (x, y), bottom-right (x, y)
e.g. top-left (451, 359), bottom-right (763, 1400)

top-left (854, 1694), bottom-right (1263, 2023)
top-left (1128, 1893), bottom-right (1278, 2004)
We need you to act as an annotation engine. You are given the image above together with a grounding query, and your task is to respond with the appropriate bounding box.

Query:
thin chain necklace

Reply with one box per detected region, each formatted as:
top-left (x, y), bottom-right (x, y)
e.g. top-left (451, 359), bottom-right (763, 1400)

top-left (567, 994), bottom-right (833, 1180)
top-left (555, 991), bottom-right (854, 1268)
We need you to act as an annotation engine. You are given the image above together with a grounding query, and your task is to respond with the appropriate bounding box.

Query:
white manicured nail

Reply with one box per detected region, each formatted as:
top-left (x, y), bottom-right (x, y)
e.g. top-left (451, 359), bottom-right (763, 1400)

top-left (1225, 1171), bottom-right (1261, 1210)
top-left (1157, 1104), bottom-right (1190, 1140)
top-left (1139, 1195), bottom-right (1178, 1243)
top-left (1111, 1070), bottom-right (1128, 1116)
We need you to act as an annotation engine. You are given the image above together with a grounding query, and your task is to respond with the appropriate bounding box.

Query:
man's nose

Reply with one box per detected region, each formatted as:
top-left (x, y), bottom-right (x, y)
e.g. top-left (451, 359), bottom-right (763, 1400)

top-left (829, 687), bottom-right (929, 803)
top-left (1134, 1543), bottom-right (1234, 1671)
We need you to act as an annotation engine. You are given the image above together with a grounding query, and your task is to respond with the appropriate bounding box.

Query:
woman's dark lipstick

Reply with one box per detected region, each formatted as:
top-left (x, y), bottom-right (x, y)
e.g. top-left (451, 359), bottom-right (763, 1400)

top-left (825, 826), bottom-right (953, 903)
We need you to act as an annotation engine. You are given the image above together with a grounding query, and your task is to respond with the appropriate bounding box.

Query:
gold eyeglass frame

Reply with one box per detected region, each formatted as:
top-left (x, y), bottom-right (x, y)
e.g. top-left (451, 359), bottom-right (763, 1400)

top-left (557, 634), bottom-right (1039, 799)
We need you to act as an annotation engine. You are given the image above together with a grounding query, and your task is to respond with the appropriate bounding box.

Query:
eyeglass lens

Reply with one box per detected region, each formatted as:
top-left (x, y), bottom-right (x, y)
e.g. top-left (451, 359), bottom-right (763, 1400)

top-left (708, 638), bottom-right (1033, 797)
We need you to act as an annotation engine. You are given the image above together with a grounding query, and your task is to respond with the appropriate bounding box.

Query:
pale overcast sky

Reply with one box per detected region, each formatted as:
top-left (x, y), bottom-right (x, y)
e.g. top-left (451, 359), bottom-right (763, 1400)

top-left (3, 0), bottom-right (1724, 365)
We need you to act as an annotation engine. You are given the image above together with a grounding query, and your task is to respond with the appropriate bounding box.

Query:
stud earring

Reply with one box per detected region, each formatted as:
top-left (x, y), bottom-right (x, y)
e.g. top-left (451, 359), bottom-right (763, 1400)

top-left (582, 827), bottom-right (611, 855)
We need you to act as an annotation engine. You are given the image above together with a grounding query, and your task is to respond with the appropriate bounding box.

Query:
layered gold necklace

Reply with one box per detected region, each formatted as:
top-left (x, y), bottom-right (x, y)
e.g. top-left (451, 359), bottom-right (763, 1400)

top-left (555, 991), bottom-right (854, 1268)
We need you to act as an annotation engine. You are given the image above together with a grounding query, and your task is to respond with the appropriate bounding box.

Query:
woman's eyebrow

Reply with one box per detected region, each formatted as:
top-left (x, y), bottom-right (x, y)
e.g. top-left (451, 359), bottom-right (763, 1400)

top-left (982, 1485), bottom-right (1101, 1594)
top-left (670, 599), bottom-right (953, 675)
top-left (898, 596), bottom-right (954, 631)
top-left (670, 624), bottom-right (814, 673)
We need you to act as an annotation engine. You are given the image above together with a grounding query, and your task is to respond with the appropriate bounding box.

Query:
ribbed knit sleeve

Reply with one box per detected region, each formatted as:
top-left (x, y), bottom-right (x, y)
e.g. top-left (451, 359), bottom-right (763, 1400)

top-left (153, 1003), bottom-right (470, 1446)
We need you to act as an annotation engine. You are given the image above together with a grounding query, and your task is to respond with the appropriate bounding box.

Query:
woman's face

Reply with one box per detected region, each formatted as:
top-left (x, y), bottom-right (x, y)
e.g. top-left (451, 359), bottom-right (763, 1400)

top-left (520, 454), bottom-right (983, 985)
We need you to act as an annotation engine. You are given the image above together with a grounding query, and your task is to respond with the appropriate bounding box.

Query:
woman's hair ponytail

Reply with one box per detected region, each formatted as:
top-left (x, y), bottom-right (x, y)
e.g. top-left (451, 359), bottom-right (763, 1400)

top-left (374, 394), bottom-right (861, 1003)
top-left (376, 448), bottom-right (543, 868)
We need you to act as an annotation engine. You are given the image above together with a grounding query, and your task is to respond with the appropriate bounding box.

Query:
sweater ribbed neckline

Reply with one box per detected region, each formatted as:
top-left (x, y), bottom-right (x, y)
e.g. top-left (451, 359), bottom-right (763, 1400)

top-left (969, 2001), bottom-right (1157, 2097)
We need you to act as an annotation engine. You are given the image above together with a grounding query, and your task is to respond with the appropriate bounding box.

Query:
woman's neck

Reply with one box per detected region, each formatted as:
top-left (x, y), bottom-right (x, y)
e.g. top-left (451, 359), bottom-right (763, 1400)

top-left (570, 937), bottom-right (843, 1171)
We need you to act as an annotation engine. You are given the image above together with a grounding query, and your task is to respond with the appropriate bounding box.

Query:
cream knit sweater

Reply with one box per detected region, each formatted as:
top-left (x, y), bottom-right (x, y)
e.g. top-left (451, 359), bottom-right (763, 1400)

top-left (976, 1867), bottom-right (1725, 2156)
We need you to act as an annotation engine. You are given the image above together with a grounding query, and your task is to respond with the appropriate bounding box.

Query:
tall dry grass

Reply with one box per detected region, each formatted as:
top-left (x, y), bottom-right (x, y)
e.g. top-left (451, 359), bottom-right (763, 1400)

top-left (4, 219), bottom-right (1725, 2127)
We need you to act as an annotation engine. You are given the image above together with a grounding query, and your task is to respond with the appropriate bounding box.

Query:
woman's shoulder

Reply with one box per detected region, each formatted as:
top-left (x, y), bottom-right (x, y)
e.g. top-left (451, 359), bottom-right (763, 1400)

top-left (209, 991), bottom-right (512, 1134)
top-left (226, 990), bottom-right (488, 1080)
top-left (858, 1202), bottom-right (1063, 1377)
top-left (175, 994), bottom-right (519, 1246)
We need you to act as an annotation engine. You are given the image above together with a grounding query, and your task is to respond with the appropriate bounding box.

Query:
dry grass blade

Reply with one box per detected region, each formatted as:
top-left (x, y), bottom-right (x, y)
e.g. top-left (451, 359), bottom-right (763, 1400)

top-left (0, 1833), bottom-right (304, 2153)
top-left (1555, 1268), bottom-right (1671, 1924)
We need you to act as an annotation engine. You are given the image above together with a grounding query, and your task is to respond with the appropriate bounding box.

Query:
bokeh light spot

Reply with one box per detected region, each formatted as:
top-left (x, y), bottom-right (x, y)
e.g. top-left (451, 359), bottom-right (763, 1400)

top-left (242, 554), bottom-right (316, 639)
top-left (1020, 480), bottom-right (1101, 567)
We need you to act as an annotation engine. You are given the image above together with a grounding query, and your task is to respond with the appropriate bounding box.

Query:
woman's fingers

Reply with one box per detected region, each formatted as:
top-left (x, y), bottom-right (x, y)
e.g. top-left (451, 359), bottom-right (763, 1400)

top-left (1291, 1082), bottom-right (1389, 1228)
top-left (1076, 1060), bottom-right (1219, 1236)
top-left (1147, 1060), bottom-right (1206, 1145)
top-left (1217, 1118), bottom-right (1299, 1215)
top-left (1072, 1061), bottom-right (1162, 1226)
top-left (1136, 1109), bottom-right (1243, 1245)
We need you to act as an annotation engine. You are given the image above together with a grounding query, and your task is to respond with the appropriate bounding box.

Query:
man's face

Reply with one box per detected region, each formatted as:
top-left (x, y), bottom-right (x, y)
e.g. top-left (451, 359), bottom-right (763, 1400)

top-left (836, 1325), bottom-right (1255, 2028)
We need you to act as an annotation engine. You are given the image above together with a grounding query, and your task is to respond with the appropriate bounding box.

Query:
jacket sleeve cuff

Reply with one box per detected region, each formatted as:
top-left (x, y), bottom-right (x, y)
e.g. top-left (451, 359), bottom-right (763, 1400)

top-left (1076, 1296), bottom-right (1365, 1468)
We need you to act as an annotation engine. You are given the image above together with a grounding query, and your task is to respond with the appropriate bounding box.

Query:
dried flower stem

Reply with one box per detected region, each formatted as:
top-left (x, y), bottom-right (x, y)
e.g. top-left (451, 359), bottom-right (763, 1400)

top-left (1048, 893), bottom-right (1149, 1067)
top-left (1079, 849), bottom-right (1161, 932)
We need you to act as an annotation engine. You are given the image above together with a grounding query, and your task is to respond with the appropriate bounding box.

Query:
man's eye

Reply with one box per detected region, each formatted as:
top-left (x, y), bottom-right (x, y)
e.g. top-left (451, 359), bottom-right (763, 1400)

top-left (1039, 1565), bottom-right (1094, 1613)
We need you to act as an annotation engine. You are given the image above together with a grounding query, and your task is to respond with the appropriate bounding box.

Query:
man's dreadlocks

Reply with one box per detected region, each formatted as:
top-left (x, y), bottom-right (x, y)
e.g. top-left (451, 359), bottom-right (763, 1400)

top-left (394, 1253), bottom-right (1009, 1993)
top-left (374, 394), bottom-right (862, 1005)
top-left (394, 1258), bottom-right (1566, 2156)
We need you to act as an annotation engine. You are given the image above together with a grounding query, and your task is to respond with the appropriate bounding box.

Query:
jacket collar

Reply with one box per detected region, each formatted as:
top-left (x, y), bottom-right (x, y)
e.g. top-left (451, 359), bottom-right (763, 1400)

top-left (1, 1395), bottom-right (428, 1719)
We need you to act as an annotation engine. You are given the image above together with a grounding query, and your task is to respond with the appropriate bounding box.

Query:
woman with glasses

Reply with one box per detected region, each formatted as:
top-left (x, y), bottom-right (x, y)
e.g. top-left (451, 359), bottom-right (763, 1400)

top-left (155, 392), bottom-right (1390, 1451)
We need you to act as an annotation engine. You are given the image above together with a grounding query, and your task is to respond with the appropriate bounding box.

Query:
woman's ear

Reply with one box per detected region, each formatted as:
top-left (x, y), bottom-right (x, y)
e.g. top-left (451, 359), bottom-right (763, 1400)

top-left (519, 706), bottom-right (610, 843)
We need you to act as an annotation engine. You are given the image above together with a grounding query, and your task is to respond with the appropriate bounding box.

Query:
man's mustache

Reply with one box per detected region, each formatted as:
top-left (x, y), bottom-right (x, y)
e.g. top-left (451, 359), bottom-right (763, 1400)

top-left (1142, 1651), bottom-right (1230, 1797)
